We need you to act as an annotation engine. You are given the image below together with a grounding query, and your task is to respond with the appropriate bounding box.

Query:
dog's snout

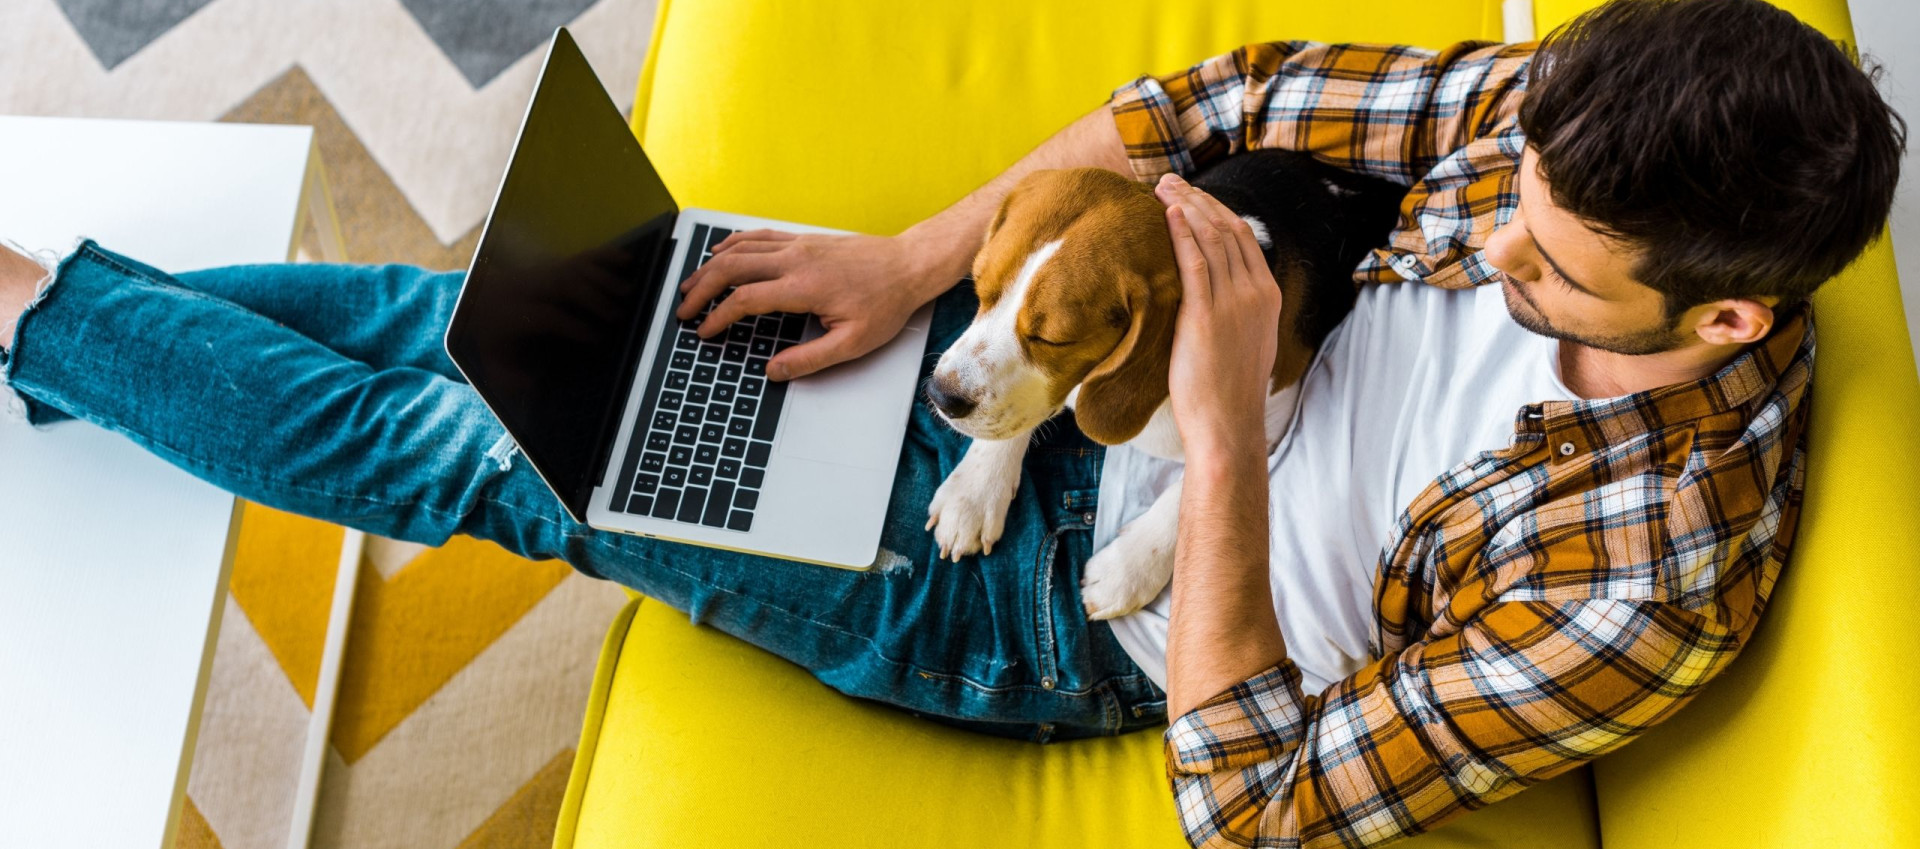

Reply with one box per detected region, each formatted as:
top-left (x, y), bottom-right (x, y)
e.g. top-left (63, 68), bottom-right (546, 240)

top-left (926, 380), bottom-right (977, 419)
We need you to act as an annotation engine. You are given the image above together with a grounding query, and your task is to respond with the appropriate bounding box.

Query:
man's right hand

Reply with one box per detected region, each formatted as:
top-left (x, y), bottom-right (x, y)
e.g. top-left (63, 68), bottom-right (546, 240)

top-left (674, 229), bottom-right (951, 382)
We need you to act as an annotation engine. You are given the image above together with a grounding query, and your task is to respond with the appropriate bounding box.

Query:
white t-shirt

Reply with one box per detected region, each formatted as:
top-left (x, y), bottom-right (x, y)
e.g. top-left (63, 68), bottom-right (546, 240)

top-left (1098, 280), bottom-right (1582, 694)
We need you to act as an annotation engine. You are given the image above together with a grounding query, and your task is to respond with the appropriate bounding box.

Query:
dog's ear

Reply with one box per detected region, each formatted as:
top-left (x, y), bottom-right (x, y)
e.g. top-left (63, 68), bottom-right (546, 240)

top-left (1074, 267), bottom-right (1179, 445)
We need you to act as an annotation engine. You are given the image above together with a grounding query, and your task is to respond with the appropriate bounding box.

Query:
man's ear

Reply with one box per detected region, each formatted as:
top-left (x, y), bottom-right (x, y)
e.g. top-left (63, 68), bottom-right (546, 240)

top-left (1687, 296), bottom-right (1777, 346)
top-left (1073, 269), bottom-right (1179, 445)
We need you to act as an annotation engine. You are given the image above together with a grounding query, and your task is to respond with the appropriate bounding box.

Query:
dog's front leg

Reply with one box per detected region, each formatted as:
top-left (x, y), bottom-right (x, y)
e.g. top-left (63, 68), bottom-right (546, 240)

top-left (925, 435), bottom-right (1031, 561)
top-left (1081, 472), bottom-right (1183, 620)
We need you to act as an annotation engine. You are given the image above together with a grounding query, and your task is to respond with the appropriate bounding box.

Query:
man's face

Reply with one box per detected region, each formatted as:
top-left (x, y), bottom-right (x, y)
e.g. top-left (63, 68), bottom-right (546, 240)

top-left (1483, 146), bottom-right (1691, 355)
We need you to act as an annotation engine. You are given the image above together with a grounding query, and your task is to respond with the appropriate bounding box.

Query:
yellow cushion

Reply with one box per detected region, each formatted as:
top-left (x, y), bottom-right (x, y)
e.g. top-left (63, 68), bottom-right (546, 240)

top-left (556, 597), bottom-right (1599, 849)
top-left (558, 0), bottom-right (1919, 847)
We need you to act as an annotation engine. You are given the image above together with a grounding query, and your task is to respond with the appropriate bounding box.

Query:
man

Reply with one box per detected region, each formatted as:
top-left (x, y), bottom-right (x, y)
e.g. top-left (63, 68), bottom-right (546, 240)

top-left (0, 1), bottom-right (1901, 847)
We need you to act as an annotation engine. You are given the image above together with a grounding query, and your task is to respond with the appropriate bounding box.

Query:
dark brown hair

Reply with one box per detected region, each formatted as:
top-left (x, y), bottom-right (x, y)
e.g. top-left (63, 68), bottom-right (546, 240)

top-left (1517, 0), bottom-right (1907, 318)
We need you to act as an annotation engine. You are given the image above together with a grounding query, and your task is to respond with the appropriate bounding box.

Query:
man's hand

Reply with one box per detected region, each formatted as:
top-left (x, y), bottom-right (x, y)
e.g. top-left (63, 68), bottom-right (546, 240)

top-left (674, 230), bottom-right (948, 382)
top-left (1154, 172), bottom-right (1281, 458)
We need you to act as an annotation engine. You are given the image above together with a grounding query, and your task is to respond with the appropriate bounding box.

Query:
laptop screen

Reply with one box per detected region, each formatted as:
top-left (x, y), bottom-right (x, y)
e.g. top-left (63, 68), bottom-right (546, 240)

top-left (446, 28), bottom-right (678, 521)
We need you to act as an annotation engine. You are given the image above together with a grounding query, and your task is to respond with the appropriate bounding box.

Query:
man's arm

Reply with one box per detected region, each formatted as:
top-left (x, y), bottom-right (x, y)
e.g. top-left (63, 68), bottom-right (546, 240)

top-left (896, 103), bottom-right (1133, 284)
top-left (676, 102), bottom-right (1129, 381)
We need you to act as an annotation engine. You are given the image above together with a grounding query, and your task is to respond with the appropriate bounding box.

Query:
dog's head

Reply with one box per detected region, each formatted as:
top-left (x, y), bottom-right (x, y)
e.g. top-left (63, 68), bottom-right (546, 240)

top-left (926, 168), bottom-right (1181, 444)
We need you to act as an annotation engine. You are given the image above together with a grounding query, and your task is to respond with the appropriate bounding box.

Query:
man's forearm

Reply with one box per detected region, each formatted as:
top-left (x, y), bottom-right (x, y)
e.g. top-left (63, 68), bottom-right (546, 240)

top-left (898, 102), bottom-right (1130, 288)
top-left (1165, 443), bottom-right (1288, 720)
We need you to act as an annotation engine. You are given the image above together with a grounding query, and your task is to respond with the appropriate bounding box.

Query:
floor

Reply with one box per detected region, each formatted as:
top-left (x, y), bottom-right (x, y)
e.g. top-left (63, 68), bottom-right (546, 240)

top-left (0, 2), bottom-right (653, 848)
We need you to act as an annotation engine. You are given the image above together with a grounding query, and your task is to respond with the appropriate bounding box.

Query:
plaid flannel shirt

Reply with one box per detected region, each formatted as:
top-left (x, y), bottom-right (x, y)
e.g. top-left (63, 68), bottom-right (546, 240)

top-left (1106, 40), bottom-right (1814, 848)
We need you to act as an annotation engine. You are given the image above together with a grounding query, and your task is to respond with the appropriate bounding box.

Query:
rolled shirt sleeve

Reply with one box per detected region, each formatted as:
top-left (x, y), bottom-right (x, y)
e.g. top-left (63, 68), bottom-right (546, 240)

top-left (1163, 598), bottom-right (1743, 848)
top-left (1107, 39), bottom-right (1535, 186)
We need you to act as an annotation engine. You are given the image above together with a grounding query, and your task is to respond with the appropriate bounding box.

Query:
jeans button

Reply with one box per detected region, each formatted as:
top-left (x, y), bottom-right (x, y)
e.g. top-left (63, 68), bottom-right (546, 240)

top-left (1041, 676), bottom-right (1055, 690)
top-left (1081, 511), bottom-right (1095, 526)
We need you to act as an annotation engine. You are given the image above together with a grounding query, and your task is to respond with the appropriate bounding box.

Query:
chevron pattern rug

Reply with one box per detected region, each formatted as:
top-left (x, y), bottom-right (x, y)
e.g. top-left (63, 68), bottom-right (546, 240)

top-left (0, 2), bottom-right (653, 847)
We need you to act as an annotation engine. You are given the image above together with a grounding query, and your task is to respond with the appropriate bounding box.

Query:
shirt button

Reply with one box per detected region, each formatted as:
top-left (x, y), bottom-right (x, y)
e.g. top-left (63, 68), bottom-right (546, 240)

top-left (1081, 511), bottom-right (1095, 525)
top-left (1558, 441), bottom-right (1577, 456)
top-left (1041, 677), bottom-right (1056, 690)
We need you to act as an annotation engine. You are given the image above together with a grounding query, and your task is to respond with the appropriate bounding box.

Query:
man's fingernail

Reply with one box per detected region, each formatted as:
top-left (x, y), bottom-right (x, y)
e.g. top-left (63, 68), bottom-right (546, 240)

top-left (768, 363), bottom-right (788, 380)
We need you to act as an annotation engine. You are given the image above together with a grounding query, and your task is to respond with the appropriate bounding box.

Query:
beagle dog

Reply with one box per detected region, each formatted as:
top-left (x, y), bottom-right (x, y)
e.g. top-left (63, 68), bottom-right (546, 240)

top-left (923, 148), bottom-right (1406, 619)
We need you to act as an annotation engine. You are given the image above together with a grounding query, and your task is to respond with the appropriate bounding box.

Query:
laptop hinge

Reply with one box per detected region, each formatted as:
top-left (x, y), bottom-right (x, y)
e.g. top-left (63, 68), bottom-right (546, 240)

top-left (574, 232), bottom-right (678, 516)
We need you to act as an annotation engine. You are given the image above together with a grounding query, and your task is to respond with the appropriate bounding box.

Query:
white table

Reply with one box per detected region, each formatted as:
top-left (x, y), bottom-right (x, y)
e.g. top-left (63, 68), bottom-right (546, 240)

top-left (0, 116), bottom-right (346, 849)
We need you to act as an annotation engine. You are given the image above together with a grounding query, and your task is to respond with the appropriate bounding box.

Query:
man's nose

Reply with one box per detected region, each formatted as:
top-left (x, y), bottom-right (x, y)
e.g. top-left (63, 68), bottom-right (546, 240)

top-left (1483, 221), bottom-right (1537, 281)
top-left (925, 380), bottom-right (976, 419)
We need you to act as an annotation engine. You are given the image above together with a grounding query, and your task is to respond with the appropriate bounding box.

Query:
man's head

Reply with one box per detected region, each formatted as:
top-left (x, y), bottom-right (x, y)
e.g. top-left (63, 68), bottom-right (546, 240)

top-left (1483, 0), bottom-right (1905, 355)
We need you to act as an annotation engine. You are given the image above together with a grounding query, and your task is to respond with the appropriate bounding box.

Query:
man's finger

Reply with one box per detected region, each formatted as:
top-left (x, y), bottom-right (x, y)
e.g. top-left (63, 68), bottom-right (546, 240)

top-left (697, 278), bottom-right (812, 336)
top-left (676, 252), bottom-right (786, 324)
top-left (1167, 205), bottom-right (1213, 308)
top-left (710, 229), bottom-right (798, 255)
top-left (765, 323), bottom-right (860, 381)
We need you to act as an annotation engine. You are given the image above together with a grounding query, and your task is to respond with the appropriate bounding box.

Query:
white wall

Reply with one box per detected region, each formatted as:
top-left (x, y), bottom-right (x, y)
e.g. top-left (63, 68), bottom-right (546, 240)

top-left (1849, 0), bottom-right (1920, 372)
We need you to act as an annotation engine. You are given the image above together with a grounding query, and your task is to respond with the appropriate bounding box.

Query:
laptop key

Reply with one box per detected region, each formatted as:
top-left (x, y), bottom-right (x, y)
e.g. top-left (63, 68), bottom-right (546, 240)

top-left (752, 380), bottom-right (787, 441)
top-left (733, 397), bottom-right (757, 418)
top-left (740, 467), bottom-right (764, 489)
top-left (749, 338), bottom-right (775, 358)
top-left (634, 473), bottom-right (660, 494)
top-left (640, 452), bottom-right (665, 473)
top-left (734, 488), bottom-right (759, 510)
top-left (628, 494), bottom-right (654, 516)
top-left (707, 402), bottom-right (731, 422)
top-left (717, 458), bottom-right (741, 479)
top-left (740, 377), bottom-right (764, 397)
top-left (722, 437), bottom-right (746, 459)
top-left (652, 489), bottom-right (680, 520)
top-left (674, 425), bottom-right (699, 445)
top-left (746, 440), bottom-right (772, 468)
top-left (778, 313), bottom-right (806, 341)
top-left (694, 365), bottom-right (717, 383)
top-left (727, 417), bottom-right (752, 438)
top-left (676, 331), bottom-right (699, 350)
top-left (669, 446), bottom-right (692, 465)
top-left (703, 480), bottom-right (734, 527)
top-left (695, 443), bottom-right (718, 465)
top-left (689, 465), bottom-right (712, 487)
top-left (701, 422), bottom-right (726, 443)
top-left (705, 226), bottom-right (733, 252)
top-left (745, 357), bottom-right (767, 378)
top-left (646, 431), bottom-right (670, 451)
top-left (697, 345), bottom-right (722, 364)
top-left (671, 351), bottom-right (695, 369)
top-left (666, 371), bottom-right (689, 391)
top-left (660, 390), bottom-right (683, 410)
top-left (755, 315), bottom-right (782, 337)
top-left (679, 406), bottom-right (704, 426)
top-left (687, 385), bottom-right (711, 404)
top-left (652, 411), bottom-right (676, 431)
top-left (724, 343), bottom-right (748, 363)
top-left (719, 363), bottom-right (742, 383)
top-left (727, 510), bottom-right (753, 532)
top-left (713, 384), bottom-right (736, 403)
top-left (678, 487), bottom-right (707, 523)
top-left (728, 324), bottom-right (754, 344)
top-left (663, 468), bottom-right (686, 488)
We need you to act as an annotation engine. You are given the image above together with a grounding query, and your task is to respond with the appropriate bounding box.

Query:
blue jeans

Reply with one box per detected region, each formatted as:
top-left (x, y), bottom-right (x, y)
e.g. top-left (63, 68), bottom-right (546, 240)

top-left (0, 241), bottom-right (1166, 742)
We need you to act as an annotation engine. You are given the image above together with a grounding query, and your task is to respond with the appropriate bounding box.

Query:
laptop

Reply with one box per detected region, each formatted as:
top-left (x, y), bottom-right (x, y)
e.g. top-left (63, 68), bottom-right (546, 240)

top-left (444, 28), bottom-right (934, 570)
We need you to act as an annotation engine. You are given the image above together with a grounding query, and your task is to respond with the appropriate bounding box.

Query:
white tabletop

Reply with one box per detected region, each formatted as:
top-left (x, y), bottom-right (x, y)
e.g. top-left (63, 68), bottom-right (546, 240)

top-left (0, 115), bottom-right (313, 849)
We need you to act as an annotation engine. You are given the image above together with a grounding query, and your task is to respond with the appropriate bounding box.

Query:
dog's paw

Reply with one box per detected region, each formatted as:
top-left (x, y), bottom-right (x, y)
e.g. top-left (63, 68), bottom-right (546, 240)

top-left (1080, 525), bottom-right (1176, 620)
top-left (924, 456), bottom-right (1019, 562)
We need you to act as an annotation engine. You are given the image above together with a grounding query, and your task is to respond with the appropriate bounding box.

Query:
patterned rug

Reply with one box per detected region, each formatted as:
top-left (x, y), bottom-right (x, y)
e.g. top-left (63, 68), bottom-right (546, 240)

top-left (0, 2), bottom-right (654, 847)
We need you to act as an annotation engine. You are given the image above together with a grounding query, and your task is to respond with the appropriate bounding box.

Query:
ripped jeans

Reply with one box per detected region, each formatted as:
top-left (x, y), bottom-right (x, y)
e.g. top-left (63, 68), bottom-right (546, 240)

top-left (0, 241), bottom-right (1167, 742)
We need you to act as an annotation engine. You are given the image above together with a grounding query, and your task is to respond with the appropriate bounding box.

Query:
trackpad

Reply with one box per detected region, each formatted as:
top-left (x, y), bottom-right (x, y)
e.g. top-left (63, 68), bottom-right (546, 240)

top-left (777, 330), bottom-right (921, 471)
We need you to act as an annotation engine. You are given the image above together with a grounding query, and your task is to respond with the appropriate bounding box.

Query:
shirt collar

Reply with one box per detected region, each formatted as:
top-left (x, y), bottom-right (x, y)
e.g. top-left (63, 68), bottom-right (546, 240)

top-left (1516, 308), bottom-right (1814, 459)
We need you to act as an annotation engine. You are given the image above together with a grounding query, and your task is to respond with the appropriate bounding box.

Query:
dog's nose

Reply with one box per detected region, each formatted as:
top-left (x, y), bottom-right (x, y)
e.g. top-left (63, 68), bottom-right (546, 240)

top-left (925, 381), bottom-right (976, 419)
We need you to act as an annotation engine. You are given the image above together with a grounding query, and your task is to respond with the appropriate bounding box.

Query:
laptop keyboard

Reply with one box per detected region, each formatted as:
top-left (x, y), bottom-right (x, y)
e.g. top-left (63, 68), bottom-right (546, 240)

top-left (609, 224), bottom-right (805, 532)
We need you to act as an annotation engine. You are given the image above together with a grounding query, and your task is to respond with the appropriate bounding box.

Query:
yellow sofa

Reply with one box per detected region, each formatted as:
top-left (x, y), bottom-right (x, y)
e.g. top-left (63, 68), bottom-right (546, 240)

top-left (554, 1), bottom-right (1920, 846)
